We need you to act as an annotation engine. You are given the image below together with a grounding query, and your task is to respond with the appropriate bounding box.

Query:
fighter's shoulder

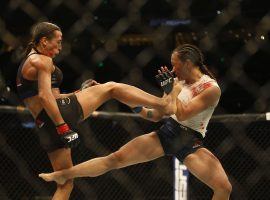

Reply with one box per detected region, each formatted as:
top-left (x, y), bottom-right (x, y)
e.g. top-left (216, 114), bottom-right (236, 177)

top-left (29, 54), bottom-right (53, 72)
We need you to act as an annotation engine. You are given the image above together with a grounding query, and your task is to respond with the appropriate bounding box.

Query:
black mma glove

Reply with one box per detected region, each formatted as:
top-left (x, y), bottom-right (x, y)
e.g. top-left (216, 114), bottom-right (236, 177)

top-left (155, 70), bottom-right (174, 94)
top-left (56, 123), bottom-right (80, 148)
top-left (80, 79), bottom-right (100, 90)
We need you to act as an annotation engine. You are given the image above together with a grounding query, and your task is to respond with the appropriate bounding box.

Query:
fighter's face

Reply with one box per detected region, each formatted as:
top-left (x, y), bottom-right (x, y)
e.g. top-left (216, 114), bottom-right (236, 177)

top-left (42, 30), bottom-right (62, 58)
top-left (171, 52), bottom-right (186, 80)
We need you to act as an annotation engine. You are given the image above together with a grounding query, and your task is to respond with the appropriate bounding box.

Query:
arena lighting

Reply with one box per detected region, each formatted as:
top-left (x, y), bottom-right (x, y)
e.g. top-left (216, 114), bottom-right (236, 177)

top-left (0, 0), bottom-right (269, 198)
top-left (149, 19), bottom-right (191, 26)
top-left (98, 62), bottom-right (104, 67)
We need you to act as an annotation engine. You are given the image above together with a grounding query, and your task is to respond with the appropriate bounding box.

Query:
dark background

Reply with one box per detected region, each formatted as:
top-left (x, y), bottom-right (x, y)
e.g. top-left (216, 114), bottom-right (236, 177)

top-left (0, 1), bottom-right (270, 200)
top-left (0, 0), bottom-right (269, 114)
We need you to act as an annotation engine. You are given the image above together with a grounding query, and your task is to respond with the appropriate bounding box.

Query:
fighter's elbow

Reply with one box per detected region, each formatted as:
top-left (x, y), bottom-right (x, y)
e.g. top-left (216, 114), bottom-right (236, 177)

top-left (38, 90), bottom-right (51, 102)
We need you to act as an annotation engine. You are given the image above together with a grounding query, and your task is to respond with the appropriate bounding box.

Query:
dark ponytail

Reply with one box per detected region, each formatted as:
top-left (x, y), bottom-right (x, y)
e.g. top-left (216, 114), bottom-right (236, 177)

top-left (201, 64), bottom-right (215, 80)
top-left (174, 44), bottom-right (215, 79)
top-left (22, 22), bottom-right (61, 58)
top-left (22, 41), bottom-right (35, 58)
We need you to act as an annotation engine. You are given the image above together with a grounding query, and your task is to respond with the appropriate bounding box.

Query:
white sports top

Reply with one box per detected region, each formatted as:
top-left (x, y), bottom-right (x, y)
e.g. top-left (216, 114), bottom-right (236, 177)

top-left (171, 75), bottom-right (220, 137)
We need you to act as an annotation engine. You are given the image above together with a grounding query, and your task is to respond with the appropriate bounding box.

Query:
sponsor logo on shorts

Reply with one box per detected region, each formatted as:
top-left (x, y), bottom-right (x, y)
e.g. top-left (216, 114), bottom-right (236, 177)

top-left (192, 140), bottom-right (202, 148)
top-left (60, 97), bottom-right (71, 105)
top-left (35, 119), bottom-right (45, 128)
top-left (192, 143), bottom-right (200, 148)
top-left (179, 124), bottom-right (188, 131)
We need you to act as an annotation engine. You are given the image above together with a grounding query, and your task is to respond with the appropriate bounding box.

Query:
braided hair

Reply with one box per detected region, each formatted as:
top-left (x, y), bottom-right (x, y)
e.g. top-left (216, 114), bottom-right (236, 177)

top-left (23, 22), bottom-right (61, 57)
top-left (173, 44), bottom-right (215, 79)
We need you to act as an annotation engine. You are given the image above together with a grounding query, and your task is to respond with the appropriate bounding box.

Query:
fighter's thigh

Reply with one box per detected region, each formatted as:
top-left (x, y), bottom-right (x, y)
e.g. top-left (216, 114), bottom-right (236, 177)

top-left (183, 148), bottom-right (229, 190)
top-left (48, 148), bottom-right (73, 171)
top-left (75, 82), bottom-right (115, 119)
top-left (113, 132), bottom-right (165, 168)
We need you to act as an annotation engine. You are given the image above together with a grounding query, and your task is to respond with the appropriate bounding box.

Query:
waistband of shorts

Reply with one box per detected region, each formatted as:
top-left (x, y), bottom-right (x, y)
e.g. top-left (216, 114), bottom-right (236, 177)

top-left (166, 117), bottom-right (203, 140)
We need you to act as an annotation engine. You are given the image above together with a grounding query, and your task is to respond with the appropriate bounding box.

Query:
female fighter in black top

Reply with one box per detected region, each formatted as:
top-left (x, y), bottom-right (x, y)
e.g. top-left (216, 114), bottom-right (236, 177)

top-left (16, 22), bottom-right (180, 199)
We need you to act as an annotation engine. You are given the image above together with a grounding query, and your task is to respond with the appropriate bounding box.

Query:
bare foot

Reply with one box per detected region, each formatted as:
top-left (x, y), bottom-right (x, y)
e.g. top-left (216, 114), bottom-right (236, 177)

top-left (39, 172), bottom-right (67, 185)
top-left (163, 80), bottom-right (181, 115)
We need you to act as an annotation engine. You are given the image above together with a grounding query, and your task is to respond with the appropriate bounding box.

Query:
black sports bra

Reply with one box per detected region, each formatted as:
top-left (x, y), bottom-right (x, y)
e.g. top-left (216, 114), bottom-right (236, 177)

top-left (16, 52), bottom-right (63, 99)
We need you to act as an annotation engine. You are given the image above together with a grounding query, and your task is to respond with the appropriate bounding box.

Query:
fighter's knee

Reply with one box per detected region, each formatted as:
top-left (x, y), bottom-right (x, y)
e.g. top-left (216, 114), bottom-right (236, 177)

top-left (110, 82), bottom-right (123, 93)
top-left (103, 81), bottom-right (119, 96)
top-left (213, 178), bottom-right (232, 195)
top-left (104, 81), bottom-right (117, 89)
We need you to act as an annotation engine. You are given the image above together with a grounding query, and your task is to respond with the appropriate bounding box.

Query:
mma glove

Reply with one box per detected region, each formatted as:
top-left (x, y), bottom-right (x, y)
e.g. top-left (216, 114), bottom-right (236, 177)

top-left (155, 70), bottom-right (174, 94)
top-left (56, 123), bottom-right (80, 148)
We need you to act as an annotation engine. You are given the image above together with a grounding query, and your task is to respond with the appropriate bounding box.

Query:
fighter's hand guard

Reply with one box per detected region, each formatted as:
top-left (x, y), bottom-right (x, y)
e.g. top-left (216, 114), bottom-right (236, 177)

top-left (155, 71), bottom-right (174, 94)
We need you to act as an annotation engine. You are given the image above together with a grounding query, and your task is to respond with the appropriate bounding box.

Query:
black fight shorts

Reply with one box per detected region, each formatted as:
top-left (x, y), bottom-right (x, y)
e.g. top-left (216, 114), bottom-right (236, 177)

top-left (156, 117), bottom-right (204, 163)
top-left (35, 94), bottom-right (84, 152)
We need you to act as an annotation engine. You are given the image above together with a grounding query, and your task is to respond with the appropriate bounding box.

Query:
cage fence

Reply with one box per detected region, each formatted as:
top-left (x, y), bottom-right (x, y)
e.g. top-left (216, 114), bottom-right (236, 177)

top-left (0, 106), bottom-right (269, 200)
top-left (0, 0), bottom-right (270, 114)
top-left (0, 0), bottom-right (270, 200)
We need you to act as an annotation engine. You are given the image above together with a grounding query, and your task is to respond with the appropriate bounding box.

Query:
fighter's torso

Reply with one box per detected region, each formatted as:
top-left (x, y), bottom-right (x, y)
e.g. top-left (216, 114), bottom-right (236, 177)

top-left (171, 75), bottom-right (220, 137)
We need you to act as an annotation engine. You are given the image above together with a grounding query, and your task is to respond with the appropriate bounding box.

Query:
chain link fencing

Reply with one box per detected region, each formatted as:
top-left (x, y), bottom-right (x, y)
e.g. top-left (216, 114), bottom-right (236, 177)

top-left (0, 0), bottom-right (270, 199)
top-left (0, 106), bottom-right (269, 200)
top-left (0, 0), bottom-right (270, 113)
